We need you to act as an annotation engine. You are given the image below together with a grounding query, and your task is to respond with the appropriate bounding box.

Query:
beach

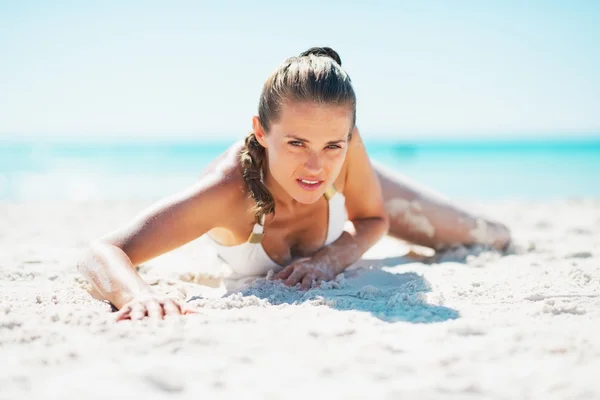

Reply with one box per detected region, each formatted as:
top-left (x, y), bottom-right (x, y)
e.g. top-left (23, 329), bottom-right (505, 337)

top-left (2, 197), bottom-right (600, 399)
top-left (2, 0), bottom-right (599, 397)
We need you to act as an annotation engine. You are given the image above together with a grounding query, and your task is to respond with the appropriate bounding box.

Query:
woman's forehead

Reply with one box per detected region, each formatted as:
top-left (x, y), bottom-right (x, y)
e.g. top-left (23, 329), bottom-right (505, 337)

top-left (271, 102), bottom-right (352, 139)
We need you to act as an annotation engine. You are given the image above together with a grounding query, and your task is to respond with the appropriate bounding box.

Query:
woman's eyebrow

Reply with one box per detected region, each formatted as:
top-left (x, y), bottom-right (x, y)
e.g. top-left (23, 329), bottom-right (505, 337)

top-left (284, 135), bottom-right (346, 144)
top-left (285, 135), bottom-right (310, 143)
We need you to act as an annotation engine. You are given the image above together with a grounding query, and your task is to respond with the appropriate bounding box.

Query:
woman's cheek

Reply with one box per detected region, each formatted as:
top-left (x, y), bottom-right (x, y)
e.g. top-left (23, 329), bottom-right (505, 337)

top-left (272, 151), bottom-right (301, 178)
top-left (329, 149), bottom-right (347, 165)
top-left (329, 150), bottom-right (347, 175)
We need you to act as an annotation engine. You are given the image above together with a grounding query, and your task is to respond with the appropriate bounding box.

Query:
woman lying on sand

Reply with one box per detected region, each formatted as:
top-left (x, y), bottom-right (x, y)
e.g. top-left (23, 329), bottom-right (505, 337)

top-left (78, 47), bottom-right (511, 321)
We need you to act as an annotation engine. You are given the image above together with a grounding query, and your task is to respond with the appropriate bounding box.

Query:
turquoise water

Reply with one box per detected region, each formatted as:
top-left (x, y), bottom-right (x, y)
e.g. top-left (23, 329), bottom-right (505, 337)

top-left (1, 137), bottom-right (599, 202)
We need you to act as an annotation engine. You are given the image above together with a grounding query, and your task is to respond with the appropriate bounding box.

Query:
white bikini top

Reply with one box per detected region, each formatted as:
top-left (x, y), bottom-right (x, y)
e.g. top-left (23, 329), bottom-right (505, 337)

top-left (204, 185), bottom-right (348, 279)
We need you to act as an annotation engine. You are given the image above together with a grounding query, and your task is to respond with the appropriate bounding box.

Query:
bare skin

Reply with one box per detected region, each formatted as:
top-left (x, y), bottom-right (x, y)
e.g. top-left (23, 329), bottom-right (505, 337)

top-left (77, 102), bottom-right (511, 321)
top-left (375, 162), bottom-right (511, 251)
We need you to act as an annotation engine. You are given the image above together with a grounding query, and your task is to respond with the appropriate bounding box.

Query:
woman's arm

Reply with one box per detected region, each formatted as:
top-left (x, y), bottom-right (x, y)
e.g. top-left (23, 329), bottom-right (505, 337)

top-left (311, 127), bottom-right (389, 275)
top-left (77, 167), bottom-right (242, 314)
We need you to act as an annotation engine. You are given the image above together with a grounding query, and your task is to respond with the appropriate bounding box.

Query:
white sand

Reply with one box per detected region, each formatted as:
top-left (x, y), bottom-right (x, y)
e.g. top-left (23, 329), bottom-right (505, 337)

top-left (2, 198), bottom-right (600, 399)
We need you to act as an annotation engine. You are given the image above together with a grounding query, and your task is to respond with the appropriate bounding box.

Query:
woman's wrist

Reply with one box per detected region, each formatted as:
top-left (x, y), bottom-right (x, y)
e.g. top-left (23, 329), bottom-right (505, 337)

top-left (310, 239), bottom-right (355, 276)
top-left (311, 217), bottom-right (388, 276)
top-left (110, 284), bottom-right (156, 309)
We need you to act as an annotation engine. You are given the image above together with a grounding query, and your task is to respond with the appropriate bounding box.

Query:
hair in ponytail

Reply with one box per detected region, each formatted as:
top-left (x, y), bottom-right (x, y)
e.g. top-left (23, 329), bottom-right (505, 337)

top-left (241, 46), bottom-right (356, 223)
top-left (240, 132), bottom-right (275, 224)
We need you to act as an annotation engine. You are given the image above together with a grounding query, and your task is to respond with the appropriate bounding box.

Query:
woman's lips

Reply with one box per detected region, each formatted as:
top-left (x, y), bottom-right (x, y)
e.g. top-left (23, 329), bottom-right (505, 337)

top-left (296, 178), bottom-right (324, 191)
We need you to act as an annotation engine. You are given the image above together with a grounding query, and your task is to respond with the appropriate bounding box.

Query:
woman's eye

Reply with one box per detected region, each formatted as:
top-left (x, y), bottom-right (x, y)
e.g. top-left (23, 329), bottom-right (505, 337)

top-left (287, 141), bottom-right (342, 150)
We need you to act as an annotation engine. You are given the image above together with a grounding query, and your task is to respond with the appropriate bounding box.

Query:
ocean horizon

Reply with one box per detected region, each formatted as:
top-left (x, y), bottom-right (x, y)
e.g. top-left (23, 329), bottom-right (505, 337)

top-left (1, 135), bottom-right (599, 202)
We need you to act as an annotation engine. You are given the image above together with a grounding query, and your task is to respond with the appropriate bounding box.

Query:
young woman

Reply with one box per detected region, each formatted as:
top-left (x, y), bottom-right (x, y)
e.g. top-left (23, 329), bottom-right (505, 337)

top-left (77, 47), bottom-right (511, 321)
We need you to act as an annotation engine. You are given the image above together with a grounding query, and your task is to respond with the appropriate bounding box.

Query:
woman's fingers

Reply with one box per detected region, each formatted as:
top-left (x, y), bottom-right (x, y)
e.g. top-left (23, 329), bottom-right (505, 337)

top-left (284, 267), bottom-right (307, 287)
top-left (181, 305), bottom-right (198, 315)
top-left (129, 303), bottom-right (147, 321)
top-left (114, 297), bottom-right (196, 322)
top-left (300, 275), bottom-right (314, 291)
top-left (278, 264), bottom-right (328, 289)
top-left (163, 299), bottom-right (182, 317)
top-left (146, 300), bottom-right (164, 319)
top-left (115, 304), bottom-right (132, 321)
top-left (274, 265), bottom-right (294, 281)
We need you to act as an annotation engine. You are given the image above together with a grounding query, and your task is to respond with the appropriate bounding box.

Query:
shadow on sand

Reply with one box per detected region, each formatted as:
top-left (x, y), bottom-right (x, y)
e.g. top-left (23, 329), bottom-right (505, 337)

top-left (188, 252), bottom-right (460, 324)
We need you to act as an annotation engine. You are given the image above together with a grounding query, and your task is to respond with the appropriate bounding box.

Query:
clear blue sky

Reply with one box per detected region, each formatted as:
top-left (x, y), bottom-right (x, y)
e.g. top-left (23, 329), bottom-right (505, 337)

top-left (1, 0), bottom-right (599, 141)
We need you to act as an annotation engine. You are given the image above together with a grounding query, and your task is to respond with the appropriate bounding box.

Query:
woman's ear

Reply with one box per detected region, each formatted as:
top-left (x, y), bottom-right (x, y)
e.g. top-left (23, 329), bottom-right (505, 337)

top-left (252, 116), bottom-right (268, 148)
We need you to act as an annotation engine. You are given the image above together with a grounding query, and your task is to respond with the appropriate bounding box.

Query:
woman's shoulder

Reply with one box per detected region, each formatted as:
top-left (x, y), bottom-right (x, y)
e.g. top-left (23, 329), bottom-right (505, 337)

top-left (335, 126), bottom-right (364, 194)
top-left (150, 139), bottom-right (252, 232)
top-left (197, 139), bottom-right (249, 199)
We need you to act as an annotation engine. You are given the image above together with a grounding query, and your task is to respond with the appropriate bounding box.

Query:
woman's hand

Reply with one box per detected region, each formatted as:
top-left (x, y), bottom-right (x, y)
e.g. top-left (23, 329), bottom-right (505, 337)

top-left (273, 258), bottom-right (336, 290)
top-left (114, 293), bottom-right (196, 321)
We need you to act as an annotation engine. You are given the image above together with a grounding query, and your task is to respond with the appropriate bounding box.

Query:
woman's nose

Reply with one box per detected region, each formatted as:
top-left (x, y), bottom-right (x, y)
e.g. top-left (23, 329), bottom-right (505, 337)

top-left (304, 152), bottom-right (323, 173)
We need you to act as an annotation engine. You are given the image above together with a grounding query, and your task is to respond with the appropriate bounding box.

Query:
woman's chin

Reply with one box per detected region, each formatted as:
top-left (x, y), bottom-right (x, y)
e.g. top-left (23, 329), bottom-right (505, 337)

top-left (291, 189), bottom-right (324, 204)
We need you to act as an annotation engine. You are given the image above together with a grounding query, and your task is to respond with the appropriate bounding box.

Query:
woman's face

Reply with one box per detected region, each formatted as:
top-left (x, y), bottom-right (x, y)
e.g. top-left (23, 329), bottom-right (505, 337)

top-left (253, 101), bottom-right (353, 205)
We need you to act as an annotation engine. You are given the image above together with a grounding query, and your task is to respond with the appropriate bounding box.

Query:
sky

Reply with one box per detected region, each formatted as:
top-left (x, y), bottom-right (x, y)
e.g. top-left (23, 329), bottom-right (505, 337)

top-left (0, 0), bottom-right (599, 141)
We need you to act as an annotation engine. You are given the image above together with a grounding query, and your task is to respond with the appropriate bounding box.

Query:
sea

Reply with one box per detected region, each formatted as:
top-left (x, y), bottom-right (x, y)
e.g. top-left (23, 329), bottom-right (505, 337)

top-left (1, 136), bottom-right (599, 202)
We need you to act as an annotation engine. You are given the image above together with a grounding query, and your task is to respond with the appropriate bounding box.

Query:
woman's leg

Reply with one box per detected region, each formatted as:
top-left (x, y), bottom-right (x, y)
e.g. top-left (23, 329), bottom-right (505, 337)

top-left (372, 161), bottom-right (511, 251)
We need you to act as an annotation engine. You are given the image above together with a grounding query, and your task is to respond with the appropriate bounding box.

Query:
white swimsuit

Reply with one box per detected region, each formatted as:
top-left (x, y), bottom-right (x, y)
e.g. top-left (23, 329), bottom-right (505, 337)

top-left (204, 185), bottom-right (348, 279)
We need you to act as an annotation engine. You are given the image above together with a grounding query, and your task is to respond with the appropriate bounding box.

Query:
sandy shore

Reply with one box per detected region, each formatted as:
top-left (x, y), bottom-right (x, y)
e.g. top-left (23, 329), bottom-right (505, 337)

top-left (2, 198), bottom-right (600, 399)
